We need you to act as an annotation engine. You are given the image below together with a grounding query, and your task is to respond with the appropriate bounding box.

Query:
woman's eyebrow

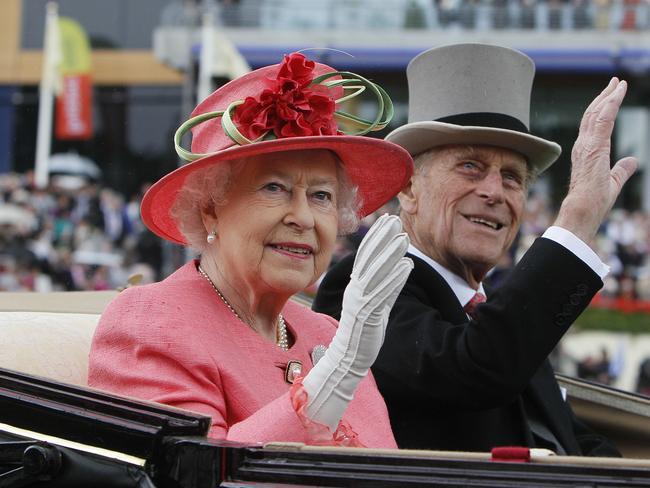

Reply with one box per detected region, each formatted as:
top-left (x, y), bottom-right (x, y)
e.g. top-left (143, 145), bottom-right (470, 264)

top-left (259, 170), bottom-right (337, 187)
top-left (310, 176), bottom-right (338, 186)
top-left (258, 170), bottom-right (291, 181)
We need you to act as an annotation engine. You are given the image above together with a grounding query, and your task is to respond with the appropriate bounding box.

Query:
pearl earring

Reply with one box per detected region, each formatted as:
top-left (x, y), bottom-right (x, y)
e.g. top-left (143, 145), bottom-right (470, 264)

top-left (206, 230), bottom-right (216, 244)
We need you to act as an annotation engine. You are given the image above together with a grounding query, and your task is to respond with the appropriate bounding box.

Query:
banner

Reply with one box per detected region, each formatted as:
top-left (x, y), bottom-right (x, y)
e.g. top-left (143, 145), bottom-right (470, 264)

top-left (55, 17), bottom-right (93, 140)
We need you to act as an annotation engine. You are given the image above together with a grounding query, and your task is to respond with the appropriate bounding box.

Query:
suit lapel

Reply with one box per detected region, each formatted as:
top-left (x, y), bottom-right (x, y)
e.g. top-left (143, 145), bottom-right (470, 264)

top-left (408, 254), bottom-right (468, 325)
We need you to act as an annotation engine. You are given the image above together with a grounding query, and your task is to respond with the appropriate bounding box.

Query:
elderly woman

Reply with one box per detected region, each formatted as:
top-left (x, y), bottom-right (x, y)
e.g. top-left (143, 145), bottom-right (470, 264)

top-left (88, 53), bottom-right (413, 447)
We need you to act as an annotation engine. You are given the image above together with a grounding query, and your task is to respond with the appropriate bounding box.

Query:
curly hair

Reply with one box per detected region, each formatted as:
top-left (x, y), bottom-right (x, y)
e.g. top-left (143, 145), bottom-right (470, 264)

top-left (170, 152), bottom-right (361, 252)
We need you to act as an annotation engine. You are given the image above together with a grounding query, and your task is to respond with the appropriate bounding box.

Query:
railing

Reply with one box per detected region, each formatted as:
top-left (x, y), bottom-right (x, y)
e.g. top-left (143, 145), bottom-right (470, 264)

top-left (160, 0), bottom-right (650, 31)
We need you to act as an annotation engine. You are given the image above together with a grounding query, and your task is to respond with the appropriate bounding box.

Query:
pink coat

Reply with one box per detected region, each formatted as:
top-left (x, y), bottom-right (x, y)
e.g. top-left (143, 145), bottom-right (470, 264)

top-left (88, 261), bottom-right (396, 448)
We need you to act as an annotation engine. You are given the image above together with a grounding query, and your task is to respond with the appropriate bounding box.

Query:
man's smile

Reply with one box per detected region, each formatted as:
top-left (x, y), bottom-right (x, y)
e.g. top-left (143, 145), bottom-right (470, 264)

top-left (463, 214), bottom-right (504, 231)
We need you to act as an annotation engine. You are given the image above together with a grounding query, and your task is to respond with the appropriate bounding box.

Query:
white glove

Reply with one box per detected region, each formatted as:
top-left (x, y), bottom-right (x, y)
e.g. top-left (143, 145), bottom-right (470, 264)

top-left (302, 214), bottom-right (413, 431)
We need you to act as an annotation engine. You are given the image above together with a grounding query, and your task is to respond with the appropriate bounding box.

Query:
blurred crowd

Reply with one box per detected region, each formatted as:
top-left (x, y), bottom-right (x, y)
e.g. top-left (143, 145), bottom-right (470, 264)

top-left (561, 341), bottom-right (650, 395)
top-left (0, 173), bottom-right (164, 293)
top-left (1, 173), bottom-right (650, 300)
top-left (516, 192), bottom-right (650, 301)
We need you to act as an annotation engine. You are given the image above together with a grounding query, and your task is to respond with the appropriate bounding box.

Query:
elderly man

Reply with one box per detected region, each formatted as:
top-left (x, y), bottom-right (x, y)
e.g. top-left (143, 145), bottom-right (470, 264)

top-left (313, 44), bottom-right (637, 455)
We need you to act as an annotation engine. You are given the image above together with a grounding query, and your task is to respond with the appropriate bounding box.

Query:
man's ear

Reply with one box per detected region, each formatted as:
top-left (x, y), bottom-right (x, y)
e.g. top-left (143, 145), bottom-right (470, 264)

top-left (397, 179), bottom-right (418, 215)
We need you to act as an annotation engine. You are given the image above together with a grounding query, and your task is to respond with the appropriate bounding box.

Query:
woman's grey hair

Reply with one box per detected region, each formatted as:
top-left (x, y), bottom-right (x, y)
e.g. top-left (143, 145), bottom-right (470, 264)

top-left (171, 153), bottom-right (361, 252)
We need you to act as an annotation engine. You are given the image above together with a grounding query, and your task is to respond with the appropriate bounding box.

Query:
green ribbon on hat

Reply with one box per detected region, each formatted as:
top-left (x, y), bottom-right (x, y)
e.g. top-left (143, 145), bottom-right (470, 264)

top-left (173, 70), bottom-right (394, 163)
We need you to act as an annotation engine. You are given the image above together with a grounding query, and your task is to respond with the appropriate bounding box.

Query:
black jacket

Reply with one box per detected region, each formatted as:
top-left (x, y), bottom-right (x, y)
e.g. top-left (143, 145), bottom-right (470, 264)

top-left (313, 238), bottom-right (619, 455)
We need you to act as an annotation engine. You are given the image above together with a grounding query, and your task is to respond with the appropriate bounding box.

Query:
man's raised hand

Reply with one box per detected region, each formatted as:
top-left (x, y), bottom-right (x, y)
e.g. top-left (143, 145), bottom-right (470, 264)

top-left (555, 78), bottom-right (638, 243)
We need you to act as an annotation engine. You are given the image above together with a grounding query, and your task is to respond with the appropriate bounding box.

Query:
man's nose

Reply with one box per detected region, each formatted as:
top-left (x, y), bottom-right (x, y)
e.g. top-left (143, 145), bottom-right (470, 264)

top-left (283, 192), bottom-right (316, 229)
top-left (476, 171), bottom-right (505, 204)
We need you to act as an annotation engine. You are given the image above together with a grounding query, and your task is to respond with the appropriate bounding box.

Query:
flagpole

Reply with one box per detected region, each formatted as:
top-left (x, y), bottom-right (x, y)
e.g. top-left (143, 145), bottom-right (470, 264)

top-left (197, 9), bottom-right (215, 104)
top-left (34, 1), bottom-right (60, 189)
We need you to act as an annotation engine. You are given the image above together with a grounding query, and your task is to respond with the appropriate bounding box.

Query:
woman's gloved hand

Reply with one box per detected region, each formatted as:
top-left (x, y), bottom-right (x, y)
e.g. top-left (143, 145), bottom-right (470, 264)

top-left (302, 214), bottom-right (413, 431)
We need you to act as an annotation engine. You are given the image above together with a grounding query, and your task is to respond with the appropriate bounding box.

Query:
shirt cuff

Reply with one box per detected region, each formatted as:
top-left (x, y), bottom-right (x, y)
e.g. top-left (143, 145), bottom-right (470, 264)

top-left (541, 226), bottom-right (610, 279)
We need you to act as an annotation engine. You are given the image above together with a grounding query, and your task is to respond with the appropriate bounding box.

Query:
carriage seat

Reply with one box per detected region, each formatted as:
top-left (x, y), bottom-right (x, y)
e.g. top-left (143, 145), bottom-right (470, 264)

top-left (0, 291), bottom-right (117, 386)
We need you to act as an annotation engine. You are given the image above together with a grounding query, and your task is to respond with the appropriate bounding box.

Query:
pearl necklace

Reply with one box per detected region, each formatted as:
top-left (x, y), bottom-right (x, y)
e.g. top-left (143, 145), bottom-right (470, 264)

top-left (197, 265), bottom-right (289, 351)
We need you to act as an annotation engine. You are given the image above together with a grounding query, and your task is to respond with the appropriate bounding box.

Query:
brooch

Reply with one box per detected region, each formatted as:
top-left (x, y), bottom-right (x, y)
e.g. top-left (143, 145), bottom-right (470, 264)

top-left (284, 345), bottom-right (327, 384)
top-left (285, 360), bottom-right (302, 384)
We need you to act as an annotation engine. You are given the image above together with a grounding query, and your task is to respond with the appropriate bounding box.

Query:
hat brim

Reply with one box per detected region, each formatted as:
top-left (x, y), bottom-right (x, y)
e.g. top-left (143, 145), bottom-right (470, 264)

top-left (386, 121), bottom-right (561, 175)
top-left (141, 136), bottom-right (413, 245)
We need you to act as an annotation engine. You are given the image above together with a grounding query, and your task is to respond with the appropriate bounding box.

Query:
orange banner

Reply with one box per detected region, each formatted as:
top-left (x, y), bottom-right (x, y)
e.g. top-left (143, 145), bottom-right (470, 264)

top-left (55, 17), bottom-right (93, 140)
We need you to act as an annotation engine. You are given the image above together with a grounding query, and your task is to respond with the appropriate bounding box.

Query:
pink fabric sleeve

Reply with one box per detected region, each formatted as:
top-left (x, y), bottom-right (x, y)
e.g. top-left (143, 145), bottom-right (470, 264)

top-left (88, 289), bottom-right (361, 446)
top-left (288, 377), bottom-right (364, 447)
top-left (226, 383), bottom-right (363, 446)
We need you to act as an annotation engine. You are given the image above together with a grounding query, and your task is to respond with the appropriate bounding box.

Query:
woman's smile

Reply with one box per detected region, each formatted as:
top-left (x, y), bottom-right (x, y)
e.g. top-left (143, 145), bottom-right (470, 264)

top-left (269, 242), bottom-right (315, 260)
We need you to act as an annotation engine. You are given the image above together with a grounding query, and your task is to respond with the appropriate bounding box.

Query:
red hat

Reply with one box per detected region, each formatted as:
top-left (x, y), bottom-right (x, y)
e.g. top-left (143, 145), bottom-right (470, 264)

top-left (141, 52), bottom-right (413, 245)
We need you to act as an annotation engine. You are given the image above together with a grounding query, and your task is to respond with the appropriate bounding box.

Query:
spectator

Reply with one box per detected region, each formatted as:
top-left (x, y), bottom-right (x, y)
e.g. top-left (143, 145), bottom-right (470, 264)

top-left (577, 348), bottom-right (613, 384)
top-left (0, 173), bottom-right (160, 292)
top-left (636, 358), bottom-right (650, 396)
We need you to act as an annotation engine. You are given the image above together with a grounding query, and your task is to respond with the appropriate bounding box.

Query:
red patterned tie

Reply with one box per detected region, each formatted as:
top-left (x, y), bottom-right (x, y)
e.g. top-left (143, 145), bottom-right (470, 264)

top-left (464, 292), bottom-right (486, 320)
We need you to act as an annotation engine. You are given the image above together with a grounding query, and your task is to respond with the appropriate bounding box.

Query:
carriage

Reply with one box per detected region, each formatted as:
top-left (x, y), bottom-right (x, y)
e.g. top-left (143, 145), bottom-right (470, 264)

top-left (1, 291), bottom-right (650, 487)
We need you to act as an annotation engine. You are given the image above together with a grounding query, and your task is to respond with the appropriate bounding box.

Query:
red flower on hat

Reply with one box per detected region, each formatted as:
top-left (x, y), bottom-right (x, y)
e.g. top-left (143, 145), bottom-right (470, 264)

top-left (233, 53), bottom-right (338, 140)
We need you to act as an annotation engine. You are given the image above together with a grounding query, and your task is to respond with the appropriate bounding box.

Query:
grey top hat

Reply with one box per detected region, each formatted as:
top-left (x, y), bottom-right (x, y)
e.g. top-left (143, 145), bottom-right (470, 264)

top-left (386, 43), bottom-right (561, 175)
